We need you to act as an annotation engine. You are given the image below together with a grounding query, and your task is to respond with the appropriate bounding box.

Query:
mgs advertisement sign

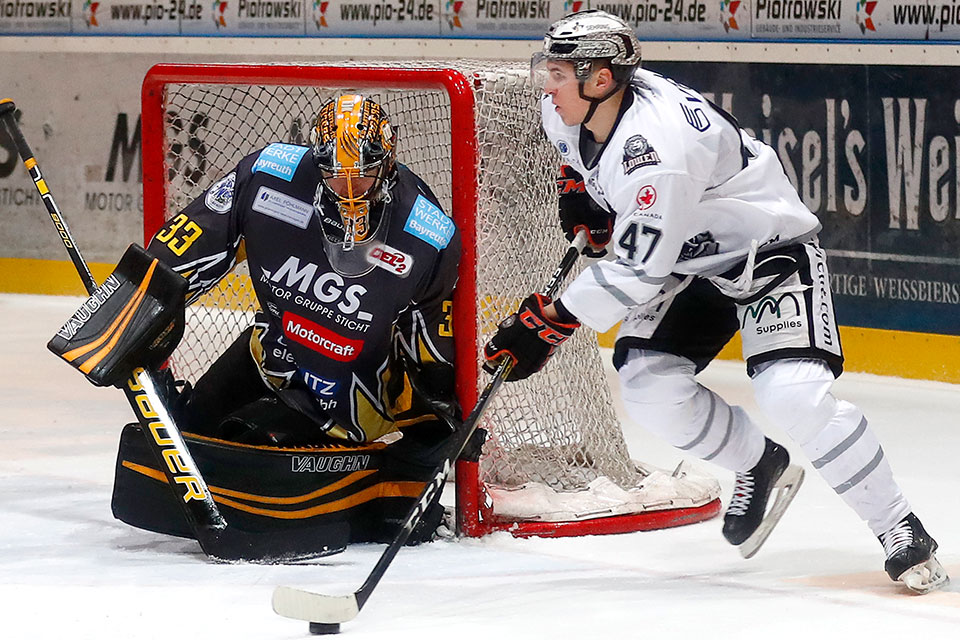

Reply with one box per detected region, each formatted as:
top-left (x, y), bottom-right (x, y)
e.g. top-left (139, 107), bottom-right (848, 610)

top-left (650, 61), bottom-right (960, 336)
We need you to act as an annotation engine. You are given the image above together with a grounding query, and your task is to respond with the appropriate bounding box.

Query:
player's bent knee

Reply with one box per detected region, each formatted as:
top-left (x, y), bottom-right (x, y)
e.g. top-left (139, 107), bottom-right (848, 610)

top-left (619, 349), bottom-right (702, 434)
top-left (752, 358), bottom-right (839, 444)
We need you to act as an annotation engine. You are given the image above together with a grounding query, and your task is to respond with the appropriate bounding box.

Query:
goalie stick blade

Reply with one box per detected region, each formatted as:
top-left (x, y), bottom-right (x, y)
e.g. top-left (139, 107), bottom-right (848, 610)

top-left (199, 522), bottom-right (350, 563)
top-left (739, 464), bottom-right (805, 559)
top-left (272, 586), bottom-right (360, 624)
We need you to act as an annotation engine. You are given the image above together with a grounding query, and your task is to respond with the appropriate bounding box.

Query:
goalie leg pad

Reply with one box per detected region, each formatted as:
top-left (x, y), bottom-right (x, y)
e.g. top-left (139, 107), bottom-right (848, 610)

top-left (48, 244), bottom-right (187, 387)
top-left (111, 423), bottom-right (445, 551)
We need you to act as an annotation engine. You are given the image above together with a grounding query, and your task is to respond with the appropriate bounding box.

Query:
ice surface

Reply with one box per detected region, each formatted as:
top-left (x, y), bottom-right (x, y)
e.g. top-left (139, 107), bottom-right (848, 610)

top-left (2, 293), bottom-right (957, 639)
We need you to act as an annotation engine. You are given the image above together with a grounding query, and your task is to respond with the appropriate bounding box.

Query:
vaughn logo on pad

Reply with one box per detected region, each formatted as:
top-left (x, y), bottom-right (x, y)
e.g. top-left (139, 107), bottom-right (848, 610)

top-left (282, 311), bottom-right (363, 361)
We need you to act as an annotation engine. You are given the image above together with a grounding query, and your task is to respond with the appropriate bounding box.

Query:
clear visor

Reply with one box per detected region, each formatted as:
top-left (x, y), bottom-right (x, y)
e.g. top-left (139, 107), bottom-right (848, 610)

top-left (314, 177), bottom-right (392, 277)
top-left (530, 54), bottom-right (581, 94)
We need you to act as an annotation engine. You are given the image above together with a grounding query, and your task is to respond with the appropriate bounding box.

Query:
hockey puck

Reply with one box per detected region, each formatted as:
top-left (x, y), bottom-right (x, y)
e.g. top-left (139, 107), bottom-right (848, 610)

top-left (309, 622), bottom-right (341, 635)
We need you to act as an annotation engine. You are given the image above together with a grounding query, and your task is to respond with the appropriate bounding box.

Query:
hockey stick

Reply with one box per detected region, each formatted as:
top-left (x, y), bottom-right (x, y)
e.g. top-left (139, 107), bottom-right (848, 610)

top-left (0, 99), bottom-right (348, 562)
top-left (272, 230), bottom-right (588, 631)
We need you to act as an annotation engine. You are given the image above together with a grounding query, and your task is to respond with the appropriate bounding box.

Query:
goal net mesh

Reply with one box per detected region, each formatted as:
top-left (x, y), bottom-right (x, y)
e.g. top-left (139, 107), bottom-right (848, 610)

top-left (146, 60), bottom-right (719, 530)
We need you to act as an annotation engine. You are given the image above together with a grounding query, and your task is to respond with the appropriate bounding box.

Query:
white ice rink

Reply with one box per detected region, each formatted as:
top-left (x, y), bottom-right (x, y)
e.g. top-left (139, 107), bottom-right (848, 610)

top-left (2, 293), bottom-right (958, 640)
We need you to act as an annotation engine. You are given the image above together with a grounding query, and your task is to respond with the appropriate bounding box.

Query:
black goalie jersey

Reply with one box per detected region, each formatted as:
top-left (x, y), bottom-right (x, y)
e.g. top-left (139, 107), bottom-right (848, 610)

top-left (148, 143), bottom-right (461, 443)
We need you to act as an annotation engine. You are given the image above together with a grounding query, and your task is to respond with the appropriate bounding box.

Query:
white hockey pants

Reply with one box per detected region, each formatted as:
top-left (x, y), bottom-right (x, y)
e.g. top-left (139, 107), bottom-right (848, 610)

top-left (619, 350), bottom-right (911, 535)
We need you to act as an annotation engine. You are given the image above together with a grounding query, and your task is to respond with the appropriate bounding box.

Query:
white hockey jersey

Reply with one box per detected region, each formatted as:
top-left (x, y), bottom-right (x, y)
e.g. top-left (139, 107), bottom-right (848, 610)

top-left (542, 69), bottom-right (821, 333)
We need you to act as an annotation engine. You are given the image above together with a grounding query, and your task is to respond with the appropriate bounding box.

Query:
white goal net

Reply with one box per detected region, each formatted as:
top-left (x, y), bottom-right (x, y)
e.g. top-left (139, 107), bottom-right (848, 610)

top-left (142, 61), bottom-right (720, 537)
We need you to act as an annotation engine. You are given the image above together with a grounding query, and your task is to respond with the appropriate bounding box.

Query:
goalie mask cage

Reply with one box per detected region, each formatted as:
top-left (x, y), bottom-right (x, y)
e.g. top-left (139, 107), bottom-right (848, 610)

top-left (141, 62), bottom-right (721, 539)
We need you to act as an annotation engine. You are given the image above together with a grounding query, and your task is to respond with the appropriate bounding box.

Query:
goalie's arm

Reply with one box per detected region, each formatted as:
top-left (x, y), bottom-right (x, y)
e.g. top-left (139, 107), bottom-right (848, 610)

top-left (146, 169), bottom-right (246, 304)
top-left (392, 225), bottom-right (462, 429)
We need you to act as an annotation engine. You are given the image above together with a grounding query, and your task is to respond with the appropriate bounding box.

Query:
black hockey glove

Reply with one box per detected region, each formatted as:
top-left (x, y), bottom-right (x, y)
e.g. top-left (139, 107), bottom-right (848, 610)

top-left (482, 293), bottom-right (579, 382)
top-left (557, 164), bottom-right (613, 258)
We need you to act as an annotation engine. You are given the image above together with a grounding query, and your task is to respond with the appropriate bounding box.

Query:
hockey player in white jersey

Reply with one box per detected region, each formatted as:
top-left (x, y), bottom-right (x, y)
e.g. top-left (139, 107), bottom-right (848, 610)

top-left (484, 10), bottom-right (947, 593)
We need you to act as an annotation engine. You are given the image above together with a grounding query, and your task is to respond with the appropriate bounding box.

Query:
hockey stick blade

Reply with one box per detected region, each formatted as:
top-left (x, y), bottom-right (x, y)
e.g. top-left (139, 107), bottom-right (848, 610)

top-left (199, 521), bottom-right (349, 563)
top-left (272, 586), bottom-right (359, 624)
top-left (739, 464), bottom-right (804, 559)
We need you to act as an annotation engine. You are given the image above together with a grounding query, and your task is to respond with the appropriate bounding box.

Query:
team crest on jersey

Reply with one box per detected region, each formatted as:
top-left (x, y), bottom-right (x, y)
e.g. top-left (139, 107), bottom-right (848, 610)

top-left (622, 135), bottom-right (661, 175)
top-left (204, 172), bottom-right (235, 213)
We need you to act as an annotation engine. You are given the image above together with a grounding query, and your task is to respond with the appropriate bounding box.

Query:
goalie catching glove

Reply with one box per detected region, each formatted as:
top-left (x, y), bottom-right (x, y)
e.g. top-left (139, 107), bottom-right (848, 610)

top-left (557, 164), bottom-right (613, 258)
top-left (48, 244), bottom-right (187, 388)
top-left (483, 293), bottom-right (579, 381)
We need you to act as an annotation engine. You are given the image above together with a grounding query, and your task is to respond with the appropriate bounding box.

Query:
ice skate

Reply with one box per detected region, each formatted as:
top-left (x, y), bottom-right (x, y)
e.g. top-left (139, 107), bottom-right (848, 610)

top-left (878, 513), bottom-right (949, 594)
top-left (723, 438), bottom-right (804, 559)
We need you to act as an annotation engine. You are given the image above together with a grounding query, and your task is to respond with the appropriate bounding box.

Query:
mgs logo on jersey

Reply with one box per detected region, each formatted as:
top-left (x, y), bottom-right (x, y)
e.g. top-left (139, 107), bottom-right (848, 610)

top-left (622, 135), bottom-right (661, 175)
top-left (283, 312), bottom-right (363, 362)
top-left (204, 172), bottom-right (235, 213)
top-left (251, 143), bottom-right (309, 182)
top-left (404, 195), bottom-right (454, 250)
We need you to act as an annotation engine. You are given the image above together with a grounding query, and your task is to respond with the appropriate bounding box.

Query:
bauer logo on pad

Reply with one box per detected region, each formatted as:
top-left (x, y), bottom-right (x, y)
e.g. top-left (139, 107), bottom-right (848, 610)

top-left (252, 143), bottom-right (309, 182)
top-left (403, 195), bottom-right (454, 250)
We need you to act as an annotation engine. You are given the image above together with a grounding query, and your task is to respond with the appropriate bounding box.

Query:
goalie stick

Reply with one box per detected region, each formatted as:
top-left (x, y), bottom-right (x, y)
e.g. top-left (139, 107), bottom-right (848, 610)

top-left (0, 99), bottom-right (348, 562)
top-left (271, 230), bottom-right (588, 631)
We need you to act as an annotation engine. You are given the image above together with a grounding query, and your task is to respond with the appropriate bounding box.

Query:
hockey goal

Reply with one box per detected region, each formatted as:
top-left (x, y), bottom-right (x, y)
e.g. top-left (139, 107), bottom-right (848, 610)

top-left (141, 61), bottom-right (721, 538)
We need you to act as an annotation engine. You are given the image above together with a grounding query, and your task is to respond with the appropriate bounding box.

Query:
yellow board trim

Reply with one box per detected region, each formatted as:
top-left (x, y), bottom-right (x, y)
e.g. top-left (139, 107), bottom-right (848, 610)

top-left (599, 324), bottom-right (960, 383)
top-left (0, 258), bottom-right (116, 296)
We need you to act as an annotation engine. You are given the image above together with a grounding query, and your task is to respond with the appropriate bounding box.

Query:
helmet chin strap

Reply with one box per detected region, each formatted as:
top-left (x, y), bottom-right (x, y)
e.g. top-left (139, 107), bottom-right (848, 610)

top-left (578, 80), bottom-right (623, 125)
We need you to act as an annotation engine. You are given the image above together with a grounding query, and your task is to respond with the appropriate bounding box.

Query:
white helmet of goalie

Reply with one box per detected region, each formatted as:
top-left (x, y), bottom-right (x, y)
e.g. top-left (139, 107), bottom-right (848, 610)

top-left (535, 10), bottom-right (641, 84)
top-left (311, 94), bottom-right (398, 276)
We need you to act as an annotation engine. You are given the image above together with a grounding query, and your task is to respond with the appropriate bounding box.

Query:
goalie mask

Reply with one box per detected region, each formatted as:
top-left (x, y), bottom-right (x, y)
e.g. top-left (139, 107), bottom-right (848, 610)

top-left (311, 94), bottom-right (398, 275)
top-left (531, 10), bottom-right (642, 122)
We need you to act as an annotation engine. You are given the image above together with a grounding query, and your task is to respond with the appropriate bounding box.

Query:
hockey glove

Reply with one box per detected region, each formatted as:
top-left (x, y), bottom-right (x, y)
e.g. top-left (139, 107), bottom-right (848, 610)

top-left (557, 164), bottom-right (613, 258)
top-left (47, 244), bottom-right (187, 388)
top-left (482, 293), bottom-right (579, 381)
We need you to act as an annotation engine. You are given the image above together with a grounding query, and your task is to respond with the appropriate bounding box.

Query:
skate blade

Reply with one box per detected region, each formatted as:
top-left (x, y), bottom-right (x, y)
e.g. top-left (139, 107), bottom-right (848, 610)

top-left (899, 555), bottom-right (950, 594)
top-left (739, 464), bottom-right (805, 559)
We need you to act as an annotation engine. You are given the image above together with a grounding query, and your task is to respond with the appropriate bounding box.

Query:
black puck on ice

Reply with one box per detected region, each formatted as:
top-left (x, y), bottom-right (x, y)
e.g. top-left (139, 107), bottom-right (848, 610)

top-left (309, 622), bottom-right (341, 635)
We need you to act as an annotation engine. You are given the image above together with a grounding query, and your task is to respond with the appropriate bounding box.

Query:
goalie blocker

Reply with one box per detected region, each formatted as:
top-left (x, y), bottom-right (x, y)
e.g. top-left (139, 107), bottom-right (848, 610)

top-left (47, 244), bottom-right (187, 387)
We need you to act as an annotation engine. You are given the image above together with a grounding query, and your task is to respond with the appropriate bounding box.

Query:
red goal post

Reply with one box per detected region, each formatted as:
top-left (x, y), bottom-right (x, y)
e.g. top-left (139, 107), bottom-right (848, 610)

top-left (141, 62), bottom-right (721, 539)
